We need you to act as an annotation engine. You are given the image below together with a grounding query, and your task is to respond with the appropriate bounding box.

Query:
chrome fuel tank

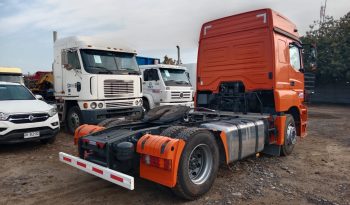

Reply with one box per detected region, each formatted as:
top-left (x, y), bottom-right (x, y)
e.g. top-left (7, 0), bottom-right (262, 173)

top-left (201, 118), bottom-right (266, 163)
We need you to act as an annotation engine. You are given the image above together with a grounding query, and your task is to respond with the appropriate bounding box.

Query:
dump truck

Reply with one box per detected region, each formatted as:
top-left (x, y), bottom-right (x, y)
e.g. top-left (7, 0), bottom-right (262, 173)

top-left (59, 9), bottom-right (316, 200)
top-left (0, 67), bottom-right (24, 84)
top-left (52, 34), bottom-right (143, 133)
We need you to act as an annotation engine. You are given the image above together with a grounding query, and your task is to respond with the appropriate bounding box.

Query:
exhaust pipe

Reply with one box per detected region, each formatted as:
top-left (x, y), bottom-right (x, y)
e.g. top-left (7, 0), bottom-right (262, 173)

top-left (176, 45), bottom-right (181, 65)
top-left (53, 31), bottom-right (58, 42)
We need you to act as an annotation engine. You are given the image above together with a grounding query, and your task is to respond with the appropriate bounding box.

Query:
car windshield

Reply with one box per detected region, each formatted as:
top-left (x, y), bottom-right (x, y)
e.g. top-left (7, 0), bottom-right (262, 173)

top-left (0, 84), bottom-right (35, 100)
top-left (159, 68), bottom-right (191, 86)
top-left (80, 49), bottom-right (140, 75)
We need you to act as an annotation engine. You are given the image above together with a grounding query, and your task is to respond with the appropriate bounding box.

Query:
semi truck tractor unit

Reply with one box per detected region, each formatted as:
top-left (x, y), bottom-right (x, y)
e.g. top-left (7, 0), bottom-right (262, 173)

top-left (53, 35), bottom-right (143, 133)
top-left (140, 64), bottom-right (194, 111)
top-left (59, 9), bottom-right (316, 200)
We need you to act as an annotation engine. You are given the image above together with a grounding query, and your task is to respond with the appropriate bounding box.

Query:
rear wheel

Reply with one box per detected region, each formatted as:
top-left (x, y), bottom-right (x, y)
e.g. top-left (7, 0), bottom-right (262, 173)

top-left (281, 114), bottom-right (297, 156)
top-left (172, 128), bottom-right (219, 200)
top-left (66, 106), bottom-right (82, 134)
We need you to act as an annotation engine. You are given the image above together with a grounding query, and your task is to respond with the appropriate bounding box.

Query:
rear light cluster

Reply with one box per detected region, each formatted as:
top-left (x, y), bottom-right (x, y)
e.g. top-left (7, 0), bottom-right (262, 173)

top-left (81, 139), bottom-right (106, 149)
top-left (141, 154), bottom-right (172, 170)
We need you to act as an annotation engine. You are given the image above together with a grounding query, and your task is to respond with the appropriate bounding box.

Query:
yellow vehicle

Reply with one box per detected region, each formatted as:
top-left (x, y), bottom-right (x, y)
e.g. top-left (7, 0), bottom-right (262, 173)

top-left (0, 67), bottom-right (24, 84)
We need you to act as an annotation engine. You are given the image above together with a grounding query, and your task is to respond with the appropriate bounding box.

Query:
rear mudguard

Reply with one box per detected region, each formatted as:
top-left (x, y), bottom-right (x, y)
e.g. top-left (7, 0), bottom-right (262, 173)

top-left (74, 124), bottom-right (105, 145)
top-left (136, 134), bottom-right (185, 187)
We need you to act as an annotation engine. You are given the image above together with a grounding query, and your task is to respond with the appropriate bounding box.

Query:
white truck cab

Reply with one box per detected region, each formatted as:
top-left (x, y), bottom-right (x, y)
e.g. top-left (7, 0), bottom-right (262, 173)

top-left (53, 36), bottom-right (143, 133)
top-left (140, 64), bottom-right (194, 111)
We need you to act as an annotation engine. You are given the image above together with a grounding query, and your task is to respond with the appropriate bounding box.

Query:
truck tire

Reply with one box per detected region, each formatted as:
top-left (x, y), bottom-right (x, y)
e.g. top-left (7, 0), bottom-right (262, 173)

top-left (66, 106), bottom-right (82, 134)
top-left (143, 99), bottom-right (150, 112)
top-left (143, 105), bottom-right (190, 123)
top-left (160, 126), bottom-right (187, 138)
top-left (281, 114), bottom-right (297, 156)
top-left (172, 128), bottom-right (219, 200)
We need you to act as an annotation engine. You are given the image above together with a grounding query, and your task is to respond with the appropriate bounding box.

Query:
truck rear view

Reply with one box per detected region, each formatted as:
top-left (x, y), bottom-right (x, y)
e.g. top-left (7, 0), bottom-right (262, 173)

top-left (59, 9), bottom-right (315, 200)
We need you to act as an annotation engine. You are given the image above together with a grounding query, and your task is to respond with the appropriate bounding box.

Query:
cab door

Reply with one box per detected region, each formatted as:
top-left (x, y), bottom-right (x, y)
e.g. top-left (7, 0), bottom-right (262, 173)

top-left (143, 69), bottom-right (161, 105)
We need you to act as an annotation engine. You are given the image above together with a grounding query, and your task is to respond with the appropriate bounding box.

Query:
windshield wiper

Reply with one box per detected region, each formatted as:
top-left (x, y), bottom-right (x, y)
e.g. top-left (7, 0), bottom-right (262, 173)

top-left (87, 66), bottom-right (113, 74)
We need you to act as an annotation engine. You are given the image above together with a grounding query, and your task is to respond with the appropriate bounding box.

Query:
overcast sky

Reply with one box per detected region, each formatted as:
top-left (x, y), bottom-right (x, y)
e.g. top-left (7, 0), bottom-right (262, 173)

top-left (0, 0), bottom-right (349, 73)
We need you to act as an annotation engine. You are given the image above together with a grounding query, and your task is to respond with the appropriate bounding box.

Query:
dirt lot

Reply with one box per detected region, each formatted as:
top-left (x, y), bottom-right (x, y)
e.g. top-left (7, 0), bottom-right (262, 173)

top-left (0, 105), bottom-right (349, 205)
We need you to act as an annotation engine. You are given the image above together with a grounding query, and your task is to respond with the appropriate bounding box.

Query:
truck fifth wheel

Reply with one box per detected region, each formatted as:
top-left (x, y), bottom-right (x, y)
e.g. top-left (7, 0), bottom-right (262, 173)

top-left (59, 8), bottom-right (316, 200)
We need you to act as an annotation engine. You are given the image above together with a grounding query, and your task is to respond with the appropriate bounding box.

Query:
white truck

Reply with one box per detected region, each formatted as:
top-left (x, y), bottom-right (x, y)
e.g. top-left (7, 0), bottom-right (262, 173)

top-left (139, 64), bottom-right (194, 111)
top-left (53, 34), bottom-right (143, 133)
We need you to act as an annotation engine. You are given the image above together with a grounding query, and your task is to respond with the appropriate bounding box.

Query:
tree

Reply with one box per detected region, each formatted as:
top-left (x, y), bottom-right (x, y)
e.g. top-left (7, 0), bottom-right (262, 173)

top-left (162, 55), bottom-right (176, 65)
top-left (301, 11), bottom-right (350, 84)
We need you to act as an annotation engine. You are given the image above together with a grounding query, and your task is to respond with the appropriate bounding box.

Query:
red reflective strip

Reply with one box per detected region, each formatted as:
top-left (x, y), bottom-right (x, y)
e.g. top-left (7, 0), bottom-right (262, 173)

top-left (92, 167), bottom-right (103, 175)
top-left (63, 157), bottom-right (72, 162)
top-left (77, 161), bottom-right (86, 168)
top-left (110, 174), bottom-right (124, 183)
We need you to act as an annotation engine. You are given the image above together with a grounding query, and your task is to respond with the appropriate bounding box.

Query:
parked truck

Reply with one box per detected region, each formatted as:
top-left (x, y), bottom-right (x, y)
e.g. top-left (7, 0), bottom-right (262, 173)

top-left (140, 64), bottom-right (194, 111)
top-left (59, 9), bottom-right (316, 199)
top-left (0, 67), bottom-right (24, 84)
top-left (52, 34), bottom-right (143, 133)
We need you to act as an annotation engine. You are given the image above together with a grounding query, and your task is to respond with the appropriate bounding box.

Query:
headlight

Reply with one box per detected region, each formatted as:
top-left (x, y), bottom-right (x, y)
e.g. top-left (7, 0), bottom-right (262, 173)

top-left (0, 112), bottom-right (9, 121)
top-left (90, 102), bottom-right (97, 109)
top-left (48, 107), bottom-right (57, 117)
top-left (98, 103), bottom-right (103, 108)
top-left (135, 99), bottom-right (142, 106)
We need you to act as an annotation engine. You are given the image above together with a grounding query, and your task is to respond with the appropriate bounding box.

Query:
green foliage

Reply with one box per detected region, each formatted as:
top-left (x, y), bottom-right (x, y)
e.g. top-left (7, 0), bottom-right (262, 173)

top-left (162, 55), bottom-right (176, 65)
top-left (301, 12), bottom-right (350, 84)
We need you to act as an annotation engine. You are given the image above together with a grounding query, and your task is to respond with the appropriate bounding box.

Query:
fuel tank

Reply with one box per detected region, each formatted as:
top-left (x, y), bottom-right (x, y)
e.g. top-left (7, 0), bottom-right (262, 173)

top-left (201, 118), bottom-right (266, 163)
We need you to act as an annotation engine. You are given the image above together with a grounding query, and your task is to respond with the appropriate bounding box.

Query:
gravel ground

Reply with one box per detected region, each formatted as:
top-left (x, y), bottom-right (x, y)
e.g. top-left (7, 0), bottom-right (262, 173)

top-left (0, 105), bottom-right (349, 205)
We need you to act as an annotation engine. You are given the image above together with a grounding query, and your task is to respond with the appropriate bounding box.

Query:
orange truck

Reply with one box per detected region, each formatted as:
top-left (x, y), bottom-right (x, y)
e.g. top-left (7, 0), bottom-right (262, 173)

top-left (59, 9), bottom-right (316, 200)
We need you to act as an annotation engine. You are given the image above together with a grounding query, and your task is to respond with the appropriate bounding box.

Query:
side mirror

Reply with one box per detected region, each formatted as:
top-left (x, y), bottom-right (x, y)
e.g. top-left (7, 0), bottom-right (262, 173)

top-left (35, 95), bottom-right (44, 100)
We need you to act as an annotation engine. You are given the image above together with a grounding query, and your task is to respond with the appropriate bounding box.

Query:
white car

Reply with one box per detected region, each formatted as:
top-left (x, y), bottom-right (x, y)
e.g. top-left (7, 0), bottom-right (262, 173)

top-left (0, 82), bottom-right (60, 144)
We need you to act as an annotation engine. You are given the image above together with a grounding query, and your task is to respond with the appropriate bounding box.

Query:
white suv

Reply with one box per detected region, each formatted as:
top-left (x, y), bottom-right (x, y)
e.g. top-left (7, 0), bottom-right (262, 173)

top-left (0, 82), bottom-right (59, 144)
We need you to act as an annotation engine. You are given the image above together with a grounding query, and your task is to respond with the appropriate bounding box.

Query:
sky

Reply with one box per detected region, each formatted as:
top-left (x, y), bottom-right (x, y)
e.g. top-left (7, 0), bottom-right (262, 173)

top-left (0, 0), bottom-right (349, 74)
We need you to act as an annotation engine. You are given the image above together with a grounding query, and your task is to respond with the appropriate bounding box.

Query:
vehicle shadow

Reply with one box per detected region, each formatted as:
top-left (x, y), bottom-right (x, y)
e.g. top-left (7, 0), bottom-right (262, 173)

top-left (0, 141), bottom-right (46, 154)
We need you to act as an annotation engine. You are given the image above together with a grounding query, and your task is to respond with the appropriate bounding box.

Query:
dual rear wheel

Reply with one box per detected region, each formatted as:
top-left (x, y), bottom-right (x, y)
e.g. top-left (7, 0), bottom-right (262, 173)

top-left (160, 127), bottom-right (219, 200)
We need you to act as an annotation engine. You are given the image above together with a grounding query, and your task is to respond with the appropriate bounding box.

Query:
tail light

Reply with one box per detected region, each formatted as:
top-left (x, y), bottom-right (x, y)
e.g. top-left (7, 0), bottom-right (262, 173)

top-left (142, 154), bottom-right (172, 170)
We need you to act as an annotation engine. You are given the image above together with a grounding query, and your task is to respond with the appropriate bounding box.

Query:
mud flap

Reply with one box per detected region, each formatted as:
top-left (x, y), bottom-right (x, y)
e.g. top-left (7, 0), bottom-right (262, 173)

top-left (136, 134), bottom-right (185, 187)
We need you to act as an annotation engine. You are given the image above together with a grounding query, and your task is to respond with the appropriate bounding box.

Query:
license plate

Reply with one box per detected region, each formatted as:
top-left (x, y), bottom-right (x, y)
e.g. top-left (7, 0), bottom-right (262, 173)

top-left (24, 131), bottom-right (40, 138)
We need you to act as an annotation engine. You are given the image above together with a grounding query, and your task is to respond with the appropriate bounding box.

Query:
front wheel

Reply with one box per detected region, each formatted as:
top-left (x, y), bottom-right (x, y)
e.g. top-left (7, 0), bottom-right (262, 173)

top-left (172, 128), bottom-right (219, 200)
top-left (66, 106), bottom-right (82, 134)
top-left (281, 114), bottom-right (297, 156)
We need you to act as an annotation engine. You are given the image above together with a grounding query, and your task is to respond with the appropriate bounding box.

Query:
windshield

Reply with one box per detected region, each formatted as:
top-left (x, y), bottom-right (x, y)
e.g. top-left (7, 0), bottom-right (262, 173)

top-left (80, 49), bottom-right (140, 75)
top-left (159, 68), bottom-right (191, 86)
top-left (0, 75), bottom-right (23, 84)
top-left (0, 84), bottom-right (35, 100)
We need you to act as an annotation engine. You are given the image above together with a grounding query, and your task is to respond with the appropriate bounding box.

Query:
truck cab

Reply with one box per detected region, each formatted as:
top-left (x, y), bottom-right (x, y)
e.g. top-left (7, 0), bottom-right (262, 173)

top-left (139, 64), bottom-right (194, 111)
top-left (53, 36), bottom-right (143, 133)
top-left (0, 67), bottom-right (24, 84)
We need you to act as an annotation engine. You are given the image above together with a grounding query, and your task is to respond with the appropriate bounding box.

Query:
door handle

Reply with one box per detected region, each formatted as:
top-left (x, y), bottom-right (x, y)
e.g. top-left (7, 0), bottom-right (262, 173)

top-left (290, 81), bottom-right (295, 86)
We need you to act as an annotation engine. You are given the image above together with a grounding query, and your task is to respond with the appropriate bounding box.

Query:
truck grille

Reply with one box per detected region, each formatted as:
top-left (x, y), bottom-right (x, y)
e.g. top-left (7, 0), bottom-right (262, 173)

top-left (8, 113), bottom-right (49, 124)
top-left (104, 80), bottom-right (134, 98)
top-left (171, 91), bottom-right (191, 99)
top-left (105, 101), bottom-right (134, 108)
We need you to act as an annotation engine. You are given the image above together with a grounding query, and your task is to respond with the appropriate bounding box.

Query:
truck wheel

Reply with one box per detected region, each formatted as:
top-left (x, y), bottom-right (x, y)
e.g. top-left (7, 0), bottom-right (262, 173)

top-left (172, 128), bottom-right (219, 200)
top-left (281, 114), bottom-right (297, 156)
top-left (160, 126), bottom-right (187, 137)
top-left (66, 106), bottom-right (82, 134)
top-left (143, 99), bottom-right (150, 112)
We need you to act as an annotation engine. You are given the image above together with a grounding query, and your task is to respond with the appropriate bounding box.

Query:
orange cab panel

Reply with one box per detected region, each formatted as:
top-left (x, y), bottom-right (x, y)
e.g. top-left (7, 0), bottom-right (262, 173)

top-left (136, 134), bottom-right (185, 187)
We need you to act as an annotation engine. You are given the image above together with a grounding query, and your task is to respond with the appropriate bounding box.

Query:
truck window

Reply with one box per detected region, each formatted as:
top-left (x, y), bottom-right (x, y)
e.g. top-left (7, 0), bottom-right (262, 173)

top-left (144, 69), bottom-right (159, 81)
top-left (67, 51), bottom-right (81, 70)
top-left (80, 49), bottom-right (139, 74)
top-left (160, 68), bottom-right (191, 86)
top-left (289, 45), bottom-right (301, 71)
